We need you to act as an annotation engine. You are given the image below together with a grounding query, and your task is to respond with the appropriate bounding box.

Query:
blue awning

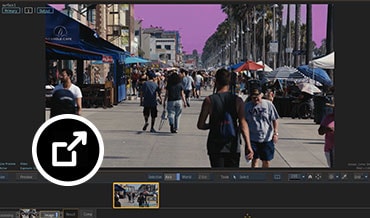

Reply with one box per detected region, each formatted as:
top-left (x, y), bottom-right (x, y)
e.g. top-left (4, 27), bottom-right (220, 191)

top-left (45, 40), bottom-right (113, 61)
top-left (45, 5), bottom-right (129, 63)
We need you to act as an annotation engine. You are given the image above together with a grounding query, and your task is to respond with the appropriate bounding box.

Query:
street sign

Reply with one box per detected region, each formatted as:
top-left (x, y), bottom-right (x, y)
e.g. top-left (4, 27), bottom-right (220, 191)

top-left (269, 41), bottom-right (278, 53)
top-left (286, 47), bottom-right (293, 53)
top-left (293, 50), bottom-right (306, 55)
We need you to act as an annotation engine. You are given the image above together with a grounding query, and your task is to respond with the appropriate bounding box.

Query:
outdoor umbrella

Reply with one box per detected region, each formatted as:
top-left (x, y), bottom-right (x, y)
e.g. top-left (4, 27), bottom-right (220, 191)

top-left (265, 66), bottom-right (304, 79)
top-left (256, 61), bottom-right (273, 72)
top-left (229, 62), bottom-right (244, 71)
top-left (297, 65), bottom-right (333, 87)
top-left (297, 82), bottom-right (322, 95)
top-left (234, 60), bottom-right (264, 72)
top-left (124, 56), bottom-right (151, 64)
top-left (115, 184), bottom-right (124, 192)
top-left (309, 51), bottom-right (335, 69)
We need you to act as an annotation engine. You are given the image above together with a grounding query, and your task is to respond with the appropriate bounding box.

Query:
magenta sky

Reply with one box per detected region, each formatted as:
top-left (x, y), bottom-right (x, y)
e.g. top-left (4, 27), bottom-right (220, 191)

top-left (49, 4), bottom-right (328, 54)
top-left (135, 4), bottom-right (328, 54)
top-left (134, 4), bottom-right (227, 54)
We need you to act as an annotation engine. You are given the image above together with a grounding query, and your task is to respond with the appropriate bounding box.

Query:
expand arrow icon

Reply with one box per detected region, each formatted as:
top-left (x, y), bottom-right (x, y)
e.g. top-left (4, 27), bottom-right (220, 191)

top-left (67, 131), bottom-right (87, 151)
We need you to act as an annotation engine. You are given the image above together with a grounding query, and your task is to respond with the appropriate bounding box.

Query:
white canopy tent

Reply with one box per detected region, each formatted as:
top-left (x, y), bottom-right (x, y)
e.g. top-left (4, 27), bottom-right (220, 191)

top-left (309, 51), bottom-right (335, 69)
top-left (256, 61), bottom-right (273, 72)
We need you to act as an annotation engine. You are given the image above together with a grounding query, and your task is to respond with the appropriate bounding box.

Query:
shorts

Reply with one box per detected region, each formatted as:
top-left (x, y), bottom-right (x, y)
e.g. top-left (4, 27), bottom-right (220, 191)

top-left (251, 140), bottom-right (275, 161)
top-left (143, 106), bottom-right (158, 118)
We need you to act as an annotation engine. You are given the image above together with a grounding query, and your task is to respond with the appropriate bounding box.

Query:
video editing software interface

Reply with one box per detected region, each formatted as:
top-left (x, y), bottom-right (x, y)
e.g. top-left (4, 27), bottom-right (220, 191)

top-left (0, 1), bottom-right (369, 217)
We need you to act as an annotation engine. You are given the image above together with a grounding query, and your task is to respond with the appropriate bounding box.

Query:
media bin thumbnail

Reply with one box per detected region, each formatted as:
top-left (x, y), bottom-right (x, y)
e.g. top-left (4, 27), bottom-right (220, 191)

top-left (113, 182), bottom-right (160, 209)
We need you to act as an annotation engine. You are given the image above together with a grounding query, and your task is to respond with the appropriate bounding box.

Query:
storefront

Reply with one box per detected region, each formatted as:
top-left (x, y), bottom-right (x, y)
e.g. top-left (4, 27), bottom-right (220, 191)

top-left (45, 6), bottom-right (130, 105)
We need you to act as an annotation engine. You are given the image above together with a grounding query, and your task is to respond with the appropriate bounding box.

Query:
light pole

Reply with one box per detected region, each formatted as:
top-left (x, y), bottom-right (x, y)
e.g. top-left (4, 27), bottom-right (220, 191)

top-left (229, 33), bottom-right (233, 65)
top-left (138, 18), bottom-right (144, 57)
top-left (240, 19), bottom-right (244, 62)
top-left (262, 11), bottom-right (266, 65)
top-left (253, 6), bottom-right (257, 61)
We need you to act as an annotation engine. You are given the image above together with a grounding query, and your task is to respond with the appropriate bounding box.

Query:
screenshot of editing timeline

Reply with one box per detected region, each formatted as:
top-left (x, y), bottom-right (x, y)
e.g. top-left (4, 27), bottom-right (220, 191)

top-left (1, 1), bottom-right (370, 218)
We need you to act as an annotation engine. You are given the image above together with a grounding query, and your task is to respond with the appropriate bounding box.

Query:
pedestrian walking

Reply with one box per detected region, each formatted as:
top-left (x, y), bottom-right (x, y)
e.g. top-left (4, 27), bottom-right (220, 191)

top-left (137, 193), bottom-right (146, 207)
top-left (194, 71), bottom-right (204, 98)
top-left (181, 69), bottom-right (195, 107)
top-left (52, 68), bottom-right (83, 115)
top-left (244, 87), bottom-right (280, 168)
top-left (140, 71), bottom-right (162, 133)
top-left (318, 99), bottom-right (335, 167)
top-left (197, 68), bottom-right (253, 168)
top-left (163, 72), bottom-right (187, 133)
top-left (229, 70), bottom-right (237, 94)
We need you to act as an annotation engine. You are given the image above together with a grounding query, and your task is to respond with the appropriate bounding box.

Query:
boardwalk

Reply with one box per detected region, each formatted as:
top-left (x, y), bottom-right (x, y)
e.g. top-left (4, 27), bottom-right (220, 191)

top-left (45, 88), bottom-right (327, 168)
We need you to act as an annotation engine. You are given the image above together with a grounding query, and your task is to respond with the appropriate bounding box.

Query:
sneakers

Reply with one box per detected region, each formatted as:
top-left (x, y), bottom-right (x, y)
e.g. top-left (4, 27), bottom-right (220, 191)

top-left (170, 124), bottom-right (178, 133)
top-left (150, 128), bottom-right (157, 133)
top-left (142, 123), bottom-right (149, 131)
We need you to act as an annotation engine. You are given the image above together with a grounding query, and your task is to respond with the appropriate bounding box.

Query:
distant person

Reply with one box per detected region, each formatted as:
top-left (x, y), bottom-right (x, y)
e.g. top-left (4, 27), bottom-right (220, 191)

top-left (137, 193), bottom-right (146, 207)
top-left (181, 69), bottom-right (194, 107)
top-left (197, 68), bottom-right (254, 168)
top-left (229, 70), bottom-right (237, 94)
top-left (53, 68), bottom-right (83, 115)
top-left (194, 71), bottom-right (204, 98)
top-left (244, 87), bottom-right (280, 168)
top-left (140, 71), bottom-right (162, 133)
top-left (131, 68), bottom-right (139, 96)
top-left (263, 88), bottom-right (275, 102)
top-left (114, 194), bottom-right (121, 207)
top-left (83, 67), bottom-right (91, 84)
top-left (318, 101), bottom-right (335, 167)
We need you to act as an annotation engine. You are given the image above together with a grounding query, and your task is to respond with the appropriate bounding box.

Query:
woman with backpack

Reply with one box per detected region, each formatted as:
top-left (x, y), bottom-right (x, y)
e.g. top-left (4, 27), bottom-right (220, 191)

top-left (197, 68), bottom-right (253, 168)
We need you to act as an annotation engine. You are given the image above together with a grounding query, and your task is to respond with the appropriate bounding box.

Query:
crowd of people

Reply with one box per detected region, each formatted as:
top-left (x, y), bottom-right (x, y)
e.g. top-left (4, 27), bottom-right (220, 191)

top-left (49, 65), bottom-right (334, 168)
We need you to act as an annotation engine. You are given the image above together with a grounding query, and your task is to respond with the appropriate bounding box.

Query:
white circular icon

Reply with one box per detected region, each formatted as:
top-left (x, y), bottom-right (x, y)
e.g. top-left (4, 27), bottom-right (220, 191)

top-left (32, 114), bottom-right (104, 186)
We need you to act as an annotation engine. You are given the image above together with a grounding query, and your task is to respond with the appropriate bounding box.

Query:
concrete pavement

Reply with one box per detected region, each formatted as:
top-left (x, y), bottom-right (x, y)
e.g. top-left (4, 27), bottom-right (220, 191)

top-left (45, 88), bottom-right (328, 168)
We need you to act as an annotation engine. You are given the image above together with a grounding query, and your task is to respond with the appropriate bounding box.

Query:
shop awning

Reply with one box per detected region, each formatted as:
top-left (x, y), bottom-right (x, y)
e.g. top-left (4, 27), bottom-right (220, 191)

top-left (45, 5), bottom-right (129, 63)
top-left (45, 40), bottom-right (113, 62)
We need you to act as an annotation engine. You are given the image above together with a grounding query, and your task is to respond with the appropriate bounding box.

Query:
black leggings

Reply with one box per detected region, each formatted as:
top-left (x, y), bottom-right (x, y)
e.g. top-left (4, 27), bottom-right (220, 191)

top-left (209, 153), bottom-right (240, 168)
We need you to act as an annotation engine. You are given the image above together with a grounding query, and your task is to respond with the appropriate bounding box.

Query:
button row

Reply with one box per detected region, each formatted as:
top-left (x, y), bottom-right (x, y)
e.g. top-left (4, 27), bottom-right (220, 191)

top-left (1, 7), bottom-right (54, 14)
top-left (147, 172), bottom-right (370, 182)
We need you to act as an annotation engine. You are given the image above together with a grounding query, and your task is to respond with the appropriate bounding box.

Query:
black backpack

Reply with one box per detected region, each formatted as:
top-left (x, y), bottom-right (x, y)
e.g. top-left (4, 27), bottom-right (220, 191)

top-left (50, 89), bottom-right (76, 118)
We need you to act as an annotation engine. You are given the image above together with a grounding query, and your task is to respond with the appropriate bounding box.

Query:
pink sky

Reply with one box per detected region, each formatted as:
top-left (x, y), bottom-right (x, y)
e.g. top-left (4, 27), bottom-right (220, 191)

top-left (49, 4), bottom-right (328, 54)
top-left (135, 4), bottom-right (328, 54)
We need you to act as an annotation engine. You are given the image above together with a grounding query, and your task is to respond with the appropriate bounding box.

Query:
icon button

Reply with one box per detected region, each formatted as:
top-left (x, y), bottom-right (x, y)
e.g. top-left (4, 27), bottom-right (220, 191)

top-left (24, 7), bottom-right (33, 14)
top-left (32, 114), bottom-right (104, 186)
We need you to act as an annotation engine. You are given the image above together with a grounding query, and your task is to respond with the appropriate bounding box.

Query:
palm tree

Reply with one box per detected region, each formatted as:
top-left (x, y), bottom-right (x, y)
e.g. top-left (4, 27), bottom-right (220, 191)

top-left (286, 4), bottom-right (292, 66)
top-left (277, 4), bottom-right (284, 67)
top-left (306, 4), bottom-right (313, 64)
top-left (326, 3), bottom-right (334, 81)
top-left (294, 4), bottom-right (301, 67)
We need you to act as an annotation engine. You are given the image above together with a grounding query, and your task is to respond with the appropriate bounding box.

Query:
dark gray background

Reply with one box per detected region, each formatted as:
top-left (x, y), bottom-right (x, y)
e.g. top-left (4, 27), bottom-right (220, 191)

top-left (0, 2), bottom-right (368, 216)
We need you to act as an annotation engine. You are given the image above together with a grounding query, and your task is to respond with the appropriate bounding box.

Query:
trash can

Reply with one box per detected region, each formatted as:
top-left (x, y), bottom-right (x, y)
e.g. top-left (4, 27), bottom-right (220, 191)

top-left (313, 95), bottom-right (330, 124)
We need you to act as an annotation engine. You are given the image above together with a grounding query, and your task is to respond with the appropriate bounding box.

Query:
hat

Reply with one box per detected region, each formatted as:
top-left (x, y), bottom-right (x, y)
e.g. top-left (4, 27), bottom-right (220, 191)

top-left (250, 88), bottom-right (262, 97)
top-left (147, 71), bottom-right (157, 79)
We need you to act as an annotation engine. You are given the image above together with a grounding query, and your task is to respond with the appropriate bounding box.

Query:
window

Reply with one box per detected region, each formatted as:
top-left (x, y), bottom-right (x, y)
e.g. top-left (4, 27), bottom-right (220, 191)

top-left (2, 2), bottom-right (368, 218)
